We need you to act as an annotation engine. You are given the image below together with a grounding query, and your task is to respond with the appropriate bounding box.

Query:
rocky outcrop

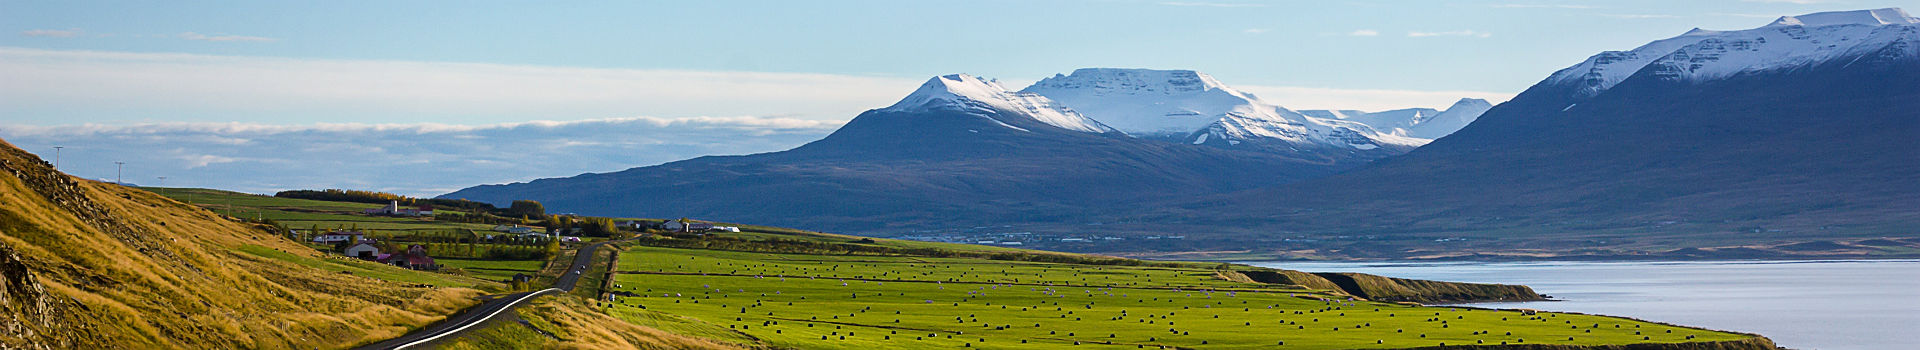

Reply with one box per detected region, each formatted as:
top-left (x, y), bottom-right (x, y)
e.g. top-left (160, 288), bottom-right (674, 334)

top-left (1396, 336), bottom-right (1778, 350)
top-left (0, 240), bottom-right (86, 349)
top-left (1223, 267), bottom-right (1545, 303)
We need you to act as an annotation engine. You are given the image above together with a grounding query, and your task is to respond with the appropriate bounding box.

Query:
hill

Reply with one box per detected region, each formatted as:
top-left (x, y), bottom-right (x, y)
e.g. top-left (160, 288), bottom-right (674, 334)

top-left (442, 74), bottom-right (1337, 231)
top-left (0, 138), bottom-right (487, 348)
top-left (1134, 9), bottom-right (1920, 259)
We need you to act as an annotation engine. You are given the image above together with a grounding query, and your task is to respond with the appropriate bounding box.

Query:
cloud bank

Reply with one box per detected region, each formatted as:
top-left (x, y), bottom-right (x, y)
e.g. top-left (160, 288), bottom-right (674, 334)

top-left (0, 117), bottom-right (839, 197)
top-left (0, 47), bottom-right (925, 125)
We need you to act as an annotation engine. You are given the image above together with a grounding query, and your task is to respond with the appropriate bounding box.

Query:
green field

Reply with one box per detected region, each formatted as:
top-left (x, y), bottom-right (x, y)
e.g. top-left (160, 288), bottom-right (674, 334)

top-left (144, 187), bottom-right (496, 231)
top-left (605, 245), bottom-right (1753, 349)
top-left (235, 244), bottom-right (503, 289)
top-left (437, 257), bottom-right (547, 282)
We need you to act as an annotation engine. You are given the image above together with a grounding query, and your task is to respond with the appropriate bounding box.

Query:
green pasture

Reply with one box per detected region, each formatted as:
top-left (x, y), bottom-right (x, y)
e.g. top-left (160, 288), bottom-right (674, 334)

top-left (144, 187), bottom-right (494, 231)
top-left (606, 246), bottom-right (1752, 349)
top-left (234, 244), bottom-right (502, 290)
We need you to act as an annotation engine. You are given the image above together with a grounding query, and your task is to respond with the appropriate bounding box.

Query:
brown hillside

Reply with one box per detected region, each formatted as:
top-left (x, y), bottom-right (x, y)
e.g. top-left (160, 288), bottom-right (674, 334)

top-left (0, 138), bottom-right (479, 349)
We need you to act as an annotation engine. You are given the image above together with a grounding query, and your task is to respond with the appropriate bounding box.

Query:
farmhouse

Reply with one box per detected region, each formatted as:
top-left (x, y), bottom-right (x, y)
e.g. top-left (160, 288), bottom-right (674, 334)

top-left (492, 225), bottom-right (538, 234)
top-left (377, 244), bottom-right (438, 270)
top-left (615, 220), bottom-right (651, 229)
top-left (311, 231), bottom-right (363, 244)
top-left (362, 200), bottom-right (434, 216)
top-left (343, 242), bottom-right (381, 260)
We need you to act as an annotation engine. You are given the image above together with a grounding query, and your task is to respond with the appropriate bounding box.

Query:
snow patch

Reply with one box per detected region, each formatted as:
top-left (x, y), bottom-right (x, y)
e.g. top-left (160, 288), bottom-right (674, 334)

top-left (884, 74), bottom-right (1113, 133)
top-left (1547, 8), bottom-right (1920, 99)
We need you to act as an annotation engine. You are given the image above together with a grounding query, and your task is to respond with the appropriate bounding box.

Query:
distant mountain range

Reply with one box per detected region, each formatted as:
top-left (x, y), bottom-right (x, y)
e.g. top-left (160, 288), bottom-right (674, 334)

top-left (442, 74), bottom-right (1341, 231)
top-left (1300, 98), bottom-right (1493, 140)
top-left (445, 8), bottom-right (1920, 258)
top-left (1134, 8), bottom-right (1920, 258)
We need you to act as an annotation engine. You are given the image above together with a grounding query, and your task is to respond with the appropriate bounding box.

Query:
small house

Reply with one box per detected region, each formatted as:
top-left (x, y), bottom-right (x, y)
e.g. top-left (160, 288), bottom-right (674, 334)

top-left (343, 242), bottom-right (381, 260)
top-left (378, 244), bottom-right (438, 271)
top-left (492, 225), bottom-right (537, 234)
top-left (311, 231), bottom-right (363, 244)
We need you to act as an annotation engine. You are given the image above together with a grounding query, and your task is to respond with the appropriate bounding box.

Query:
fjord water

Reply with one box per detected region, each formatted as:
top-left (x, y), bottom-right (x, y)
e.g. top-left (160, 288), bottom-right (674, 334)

top-left (1247, 260), bottom-right (1920, 350)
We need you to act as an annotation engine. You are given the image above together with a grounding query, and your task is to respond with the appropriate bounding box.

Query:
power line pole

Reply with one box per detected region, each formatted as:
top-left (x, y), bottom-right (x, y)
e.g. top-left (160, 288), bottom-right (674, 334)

top-left (51, 146), bottom-right (63, 170)
top-left (114, 161), bottom-right (125, 185)
top-left (156, 176), bottom-right (167, 187)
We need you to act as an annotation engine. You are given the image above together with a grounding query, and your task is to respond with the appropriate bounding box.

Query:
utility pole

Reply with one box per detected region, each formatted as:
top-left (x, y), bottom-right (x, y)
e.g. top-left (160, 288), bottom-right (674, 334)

top-left (51, 146), bottom-right (63, 170)
top-left (114, 161), bottom-right (125, 185)
top-left (156, 176), bottom-right (167, 187)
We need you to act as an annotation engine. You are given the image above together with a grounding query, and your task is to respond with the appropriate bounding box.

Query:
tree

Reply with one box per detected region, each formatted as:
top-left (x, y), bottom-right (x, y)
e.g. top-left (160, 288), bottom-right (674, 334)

top-left (506, 200), bottom-right (546, 217)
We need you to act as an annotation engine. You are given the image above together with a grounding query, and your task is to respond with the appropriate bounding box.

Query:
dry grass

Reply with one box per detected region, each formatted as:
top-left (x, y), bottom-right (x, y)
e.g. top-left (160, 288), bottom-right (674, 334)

top-left (441, 296), bottom-right (750, 350)
top-left (0, 138), bottom-right (482, 349)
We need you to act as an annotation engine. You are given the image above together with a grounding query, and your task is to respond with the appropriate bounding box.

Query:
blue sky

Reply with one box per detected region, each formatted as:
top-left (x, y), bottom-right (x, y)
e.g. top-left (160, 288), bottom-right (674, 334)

top-left (2, 0), bottom-right (1915, 195)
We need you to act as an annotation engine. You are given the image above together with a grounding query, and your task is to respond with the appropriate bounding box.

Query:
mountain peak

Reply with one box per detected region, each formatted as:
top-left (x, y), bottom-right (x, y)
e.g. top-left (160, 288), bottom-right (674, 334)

top-left (882, 74), bottom-right (1113, 133)
top-left (1021, 68), bottom-right (1273, 135)
top-left (1027, 68), bottom-right (1232, 95)
top-left (1450, 98), bottom-right (1493, 109)
top-left (1768, 8), bottom-right (1918, 28)
top-left (1547, 8), bottom-right (1920, 99)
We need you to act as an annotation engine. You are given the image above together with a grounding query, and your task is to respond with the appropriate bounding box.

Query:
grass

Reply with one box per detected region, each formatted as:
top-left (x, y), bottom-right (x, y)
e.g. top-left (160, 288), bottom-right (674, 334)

top-left (0, 141), bottom-right (495, 349)
top-left (143, 187), bottom-right (496, 231)
top-left (604, 245), bottom-right (1756, 349)
top-left (235, 244), bottom-right (502, 289)
top-left (436, 257), bottom-right (546, 282)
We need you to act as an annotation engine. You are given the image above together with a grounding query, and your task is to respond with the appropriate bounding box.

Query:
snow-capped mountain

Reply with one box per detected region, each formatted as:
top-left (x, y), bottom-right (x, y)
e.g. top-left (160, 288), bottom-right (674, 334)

top-left (1547, 8), bottom-right (1920, 100)
top-left (1021, 68), bottom-right (1423, 161)
top-left (443, 72), bottom-right (1342, 232)
top-left (1300, 98), bottom-right (1493, 140)
top-left (884, 74), bottom-right (1115, 134)
top-left (1175, 8), bottom-right (1920, 244)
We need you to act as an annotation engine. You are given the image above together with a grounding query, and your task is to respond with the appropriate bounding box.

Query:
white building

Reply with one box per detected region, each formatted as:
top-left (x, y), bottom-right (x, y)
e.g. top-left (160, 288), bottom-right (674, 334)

top-left (343, 242), bottom-right (381, 259)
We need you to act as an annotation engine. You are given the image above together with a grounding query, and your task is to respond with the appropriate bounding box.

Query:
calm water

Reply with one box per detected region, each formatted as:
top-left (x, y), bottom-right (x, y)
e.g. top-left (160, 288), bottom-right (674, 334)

top-left (1244, 260), bottom-right (1920, 350)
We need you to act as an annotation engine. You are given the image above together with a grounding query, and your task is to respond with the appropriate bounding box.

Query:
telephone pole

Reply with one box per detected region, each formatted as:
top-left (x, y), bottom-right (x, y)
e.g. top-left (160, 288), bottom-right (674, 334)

top-left (114, 162), bottom-right (125, 185)
top-left (51, 146), bottom-right (63, 170)
top-left (156, 176), bottom-right (167, 187)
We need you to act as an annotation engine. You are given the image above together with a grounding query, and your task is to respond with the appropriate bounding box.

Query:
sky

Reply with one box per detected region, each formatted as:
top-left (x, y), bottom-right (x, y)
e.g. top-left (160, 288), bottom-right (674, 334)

top-left (2, 0), bottom-right (1916, 196)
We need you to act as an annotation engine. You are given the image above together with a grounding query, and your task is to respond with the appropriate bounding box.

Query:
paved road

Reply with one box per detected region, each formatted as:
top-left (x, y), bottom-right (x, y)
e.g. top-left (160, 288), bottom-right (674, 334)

top-left (354, 240), bottom-right (616, 350)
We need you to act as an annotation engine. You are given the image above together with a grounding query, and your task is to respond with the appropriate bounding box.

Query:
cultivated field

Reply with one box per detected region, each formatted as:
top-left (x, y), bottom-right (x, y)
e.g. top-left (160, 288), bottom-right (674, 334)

top-left (606, 245), bottom-right (1755, 349)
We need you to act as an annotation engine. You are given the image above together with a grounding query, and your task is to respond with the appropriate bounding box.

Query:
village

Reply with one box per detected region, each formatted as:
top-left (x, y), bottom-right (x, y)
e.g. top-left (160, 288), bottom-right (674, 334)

top-left (306, 200), bottom-right (742, 275)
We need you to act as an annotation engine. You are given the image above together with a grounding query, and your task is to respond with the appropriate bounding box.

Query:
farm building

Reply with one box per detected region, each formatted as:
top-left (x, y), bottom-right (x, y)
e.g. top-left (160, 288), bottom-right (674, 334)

top-left (377, 244), bottom-right (438, 270)
top-left (492, 225), bottom-right (538, 234)
top-left (311, 231), bottom-right (363, 244)
top-left (343, 242), bottom-right (381, 260)
top-left (362, 201), bottom-right (434, 216)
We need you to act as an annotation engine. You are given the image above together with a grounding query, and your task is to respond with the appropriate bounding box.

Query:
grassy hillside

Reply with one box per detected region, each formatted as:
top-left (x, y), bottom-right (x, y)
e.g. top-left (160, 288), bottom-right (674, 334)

top-left (0, 139), bottom-right (488, 349)
top-left (597, 237), bottom-right (1772, 349)
top-left (143, 187), bottom-right (496, 231)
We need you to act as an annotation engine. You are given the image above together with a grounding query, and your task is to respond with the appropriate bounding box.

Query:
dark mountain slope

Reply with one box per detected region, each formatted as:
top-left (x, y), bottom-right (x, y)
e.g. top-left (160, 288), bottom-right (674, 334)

top-left (444, 75), bottom-right (1338, 232)
top-left (1156, 51), bottom-right (1920, 244)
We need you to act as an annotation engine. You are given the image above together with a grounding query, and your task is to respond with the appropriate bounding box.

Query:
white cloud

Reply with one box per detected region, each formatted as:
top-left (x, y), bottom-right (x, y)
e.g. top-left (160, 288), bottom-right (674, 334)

top-left (1711, 12), bottom-right (1782, 18)
top-left (0, 47), bottom-right (925, 125)
top-left (1601, 14), bottom-right (1681, 19)
top-left (1157, 2), bottom-right (1266, 8)
top-left (1235, 85), bottom-right (1514, 111)
top-left (0, 117), bottom-right (841, 196)
top-left (1491, 4), bottom-right (1597, 9)
top-left (1408, 30), bottom-right (1493, 38)
top-left (1739, 0), bottom-right (1834, 4)
top-left (21, 29), bottom-right (83, 38)
top-left (177, 32), bottom-right (278, 42)
top-left (1348, 29), bottom-right (1380, 37)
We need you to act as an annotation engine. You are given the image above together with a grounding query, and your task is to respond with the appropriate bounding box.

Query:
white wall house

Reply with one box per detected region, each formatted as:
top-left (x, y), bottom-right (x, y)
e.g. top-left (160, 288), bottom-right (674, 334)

top-left (343, 242), bottom-right (381, 259)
